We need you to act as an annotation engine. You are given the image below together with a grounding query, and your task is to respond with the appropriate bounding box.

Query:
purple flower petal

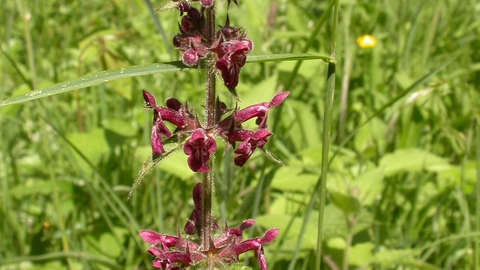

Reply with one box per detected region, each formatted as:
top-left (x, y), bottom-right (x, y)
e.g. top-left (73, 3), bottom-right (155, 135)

top-left (182, 48), bottom-right (199, 67)
top-left (270, 92), bottom-right (290, 107)
top-left (200, 0), bottom-right (214, 8)
top-left (184, 129), bottom-right (217, 172)
top-left (233, 129), bottom-right (272, 167)
top-left (234, 92), bottom-right (290, 126)
top-left (240, 219), bottom-right (255, 231)
top-left (140, 230), bottom-right (164, 246)
top-left (260, 228), bottom-right (280, 244)
top-left (215, 38), bottom-right (253, 90)
top-left (143, 90), bottom-right (158, 108)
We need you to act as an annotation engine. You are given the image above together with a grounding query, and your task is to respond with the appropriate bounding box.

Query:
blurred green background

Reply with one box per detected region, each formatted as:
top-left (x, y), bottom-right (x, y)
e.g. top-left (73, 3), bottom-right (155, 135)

top-left (1, 0), bottom-right (479, 269)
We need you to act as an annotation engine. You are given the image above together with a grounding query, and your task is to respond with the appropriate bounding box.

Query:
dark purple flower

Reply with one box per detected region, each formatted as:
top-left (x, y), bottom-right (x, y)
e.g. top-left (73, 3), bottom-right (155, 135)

top-left (172, 6), bottom-right (253, 89)
top-left (182, 49), bottom-right (199, 67)
top-left (144, 91), bottom-right (173, 154)
top-left (214, 36), bottom-right (253, 90)
top-left (217, 92), bottom-right (289, 166)
top-left (233, 129), bottom-right (272, 167)
top-left (172, 6), bottom-right (208, 67)
top-left (143, 91), bottom-right (289, 170)
top-left (183, 129), bottom-right (217, 172)
top-left (143, 90), bottom-right (198, 155)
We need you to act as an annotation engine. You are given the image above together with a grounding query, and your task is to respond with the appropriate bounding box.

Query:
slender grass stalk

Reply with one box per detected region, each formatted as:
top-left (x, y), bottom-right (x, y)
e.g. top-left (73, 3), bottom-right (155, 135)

top-left (0, 48), bottom-right (33, 90)
top-left (16, 0), bottom-right (37, 89)
top-left (285, 0), bottom-right (335, 95)
top-left (38, 103), bottom-right (74, 269)
top-left (41, 115), bottom-right (146, 259)
top-left (286, 2), bottom-right (338, 269)
top-left (0, 251), bottom-right (121, 269)
top-left (142, 0), bottom-right (173, 58)
top-left (316, 1), bottom-right (339, 269)
top-left (271, 0), bottom-right (334, 133)
top-left (458, 124), bottom-right (475, 264)
top-left (475, 122), bottom-right (480, 270)
top-left (201, 3), bottom-right (217, 254)
top-left (329, 61), bottom-right (451, 165)
top-left (338, 5), bottom-right (353, 143)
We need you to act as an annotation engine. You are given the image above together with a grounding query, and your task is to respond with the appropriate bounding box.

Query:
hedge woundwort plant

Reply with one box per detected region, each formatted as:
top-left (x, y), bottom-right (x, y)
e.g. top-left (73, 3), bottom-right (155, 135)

top-left (135, 1), bottom-right (288, 269)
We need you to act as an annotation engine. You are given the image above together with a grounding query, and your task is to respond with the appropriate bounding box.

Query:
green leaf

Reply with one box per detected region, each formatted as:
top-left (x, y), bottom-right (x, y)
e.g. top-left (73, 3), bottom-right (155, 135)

top-left (100, 233), bottom-right (121, 258)
top-left (354, 168), bottom-right (384, 206)
top-left (67, 128), bottom-right (110, 167)
top-left (373, 248), bottom-right (419, 265)
top-left (270, 166), bottom-right (318, 192)
top-left (158, 150), bottom-right (195, 180)
top-left (326, 237), bottom-right (346, 250)
top-left (9, 179), bottom-right (73, 200)
top-left (0, 54), bottom-right (329, 107)
top-left (349, 242), bottom-right (375, 267)
top-left (379, 148), bottom-right (449, 176)
top-left (256, 213), bottom-right (318, 251)
top-left (329, 191), bottom-right (361, 214)
top-left (102, 118), bottom-right (137, 138)
top-left (372, 248), bottom-right (441, 269)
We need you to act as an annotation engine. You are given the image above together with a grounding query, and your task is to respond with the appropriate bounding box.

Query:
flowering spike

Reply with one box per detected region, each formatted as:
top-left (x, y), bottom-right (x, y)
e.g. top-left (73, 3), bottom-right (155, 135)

top-left (139, 2), bottom-right (286, 269)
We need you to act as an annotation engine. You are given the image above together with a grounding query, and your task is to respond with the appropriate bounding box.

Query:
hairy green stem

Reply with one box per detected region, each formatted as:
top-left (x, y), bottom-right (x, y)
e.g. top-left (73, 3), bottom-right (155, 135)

top-left (201, 3), bottom-right (217, 256)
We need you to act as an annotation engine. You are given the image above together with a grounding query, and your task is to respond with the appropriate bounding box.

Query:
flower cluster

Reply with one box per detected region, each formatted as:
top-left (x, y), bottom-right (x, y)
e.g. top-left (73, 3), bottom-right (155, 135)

top-left (143, 90), bottom-right (289, 171)
top-left (140, 183), bottom-right (279, 270)
top-left (217, 91), bottom-right (290, 166)
top-left (173, 1), bottom-right (253, 90)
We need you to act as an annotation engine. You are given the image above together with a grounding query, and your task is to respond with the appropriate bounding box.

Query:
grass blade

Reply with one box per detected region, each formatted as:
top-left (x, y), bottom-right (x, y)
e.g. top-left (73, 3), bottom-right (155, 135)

top-left (330, 60), bottom-right (452, 164)
top-left (0, 54), bottom-right (329, 107)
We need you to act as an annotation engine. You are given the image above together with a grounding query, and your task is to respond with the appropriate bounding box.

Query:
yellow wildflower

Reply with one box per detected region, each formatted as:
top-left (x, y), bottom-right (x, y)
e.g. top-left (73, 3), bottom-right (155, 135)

top-left (357, 34), bottom-right (377, 49)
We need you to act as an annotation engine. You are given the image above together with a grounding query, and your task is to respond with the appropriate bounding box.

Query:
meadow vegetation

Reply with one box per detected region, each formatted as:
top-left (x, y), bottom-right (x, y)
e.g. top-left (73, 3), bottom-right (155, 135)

top-left (1, 0), bottom-right (479, 269)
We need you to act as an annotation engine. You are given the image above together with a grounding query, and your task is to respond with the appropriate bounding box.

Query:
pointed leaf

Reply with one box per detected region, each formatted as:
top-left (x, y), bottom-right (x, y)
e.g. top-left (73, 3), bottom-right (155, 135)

top-left (127, 142), bottom-right (183, 201)
top-left (0, 53), bottom-right (329, 107)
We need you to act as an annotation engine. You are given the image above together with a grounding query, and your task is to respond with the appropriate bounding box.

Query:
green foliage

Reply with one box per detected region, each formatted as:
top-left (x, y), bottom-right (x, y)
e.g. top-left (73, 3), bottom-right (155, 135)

top-left (1, 0), bottom-right (479, 269)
